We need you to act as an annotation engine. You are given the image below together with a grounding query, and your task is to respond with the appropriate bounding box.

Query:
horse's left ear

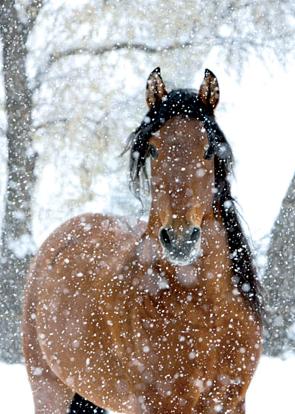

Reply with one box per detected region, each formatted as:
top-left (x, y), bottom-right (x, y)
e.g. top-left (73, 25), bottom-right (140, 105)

top-left (146, 67), bottom-right (168, 108)
top-left (198, 69), bottom-right (220, 111)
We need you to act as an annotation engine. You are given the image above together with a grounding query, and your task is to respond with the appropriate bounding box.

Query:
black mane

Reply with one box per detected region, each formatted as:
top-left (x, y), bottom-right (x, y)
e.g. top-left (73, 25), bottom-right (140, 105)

top-left (125, 89), bottom-right (262, 315)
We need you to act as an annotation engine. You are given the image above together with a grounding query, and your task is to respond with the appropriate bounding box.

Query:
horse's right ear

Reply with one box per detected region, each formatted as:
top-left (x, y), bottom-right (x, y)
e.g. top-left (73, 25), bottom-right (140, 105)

top-left (146, 67), bottom-right (168, 108)
top-left (198, 69), bottom-right (220, 112)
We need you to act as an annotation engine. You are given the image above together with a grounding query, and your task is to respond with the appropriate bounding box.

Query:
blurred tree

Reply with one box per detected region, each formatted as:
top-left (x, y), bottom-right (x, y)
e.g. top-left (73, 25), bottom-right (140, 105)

top-left (30, 0), bottom-right (295, 232)
top-left (0, 0), bottom-right (294, 362)
top-left (0, 0), bottom-right (43, 363)
top-left (263, 174), bottom-right (295, 356)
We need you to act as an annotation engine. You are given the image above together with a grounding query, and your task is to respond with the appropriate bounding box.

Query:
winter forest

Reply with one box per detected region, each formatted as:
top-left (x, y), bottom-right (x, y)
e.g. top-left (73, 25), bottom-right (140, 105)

top-left (0, 0), bottom-right (295, 413)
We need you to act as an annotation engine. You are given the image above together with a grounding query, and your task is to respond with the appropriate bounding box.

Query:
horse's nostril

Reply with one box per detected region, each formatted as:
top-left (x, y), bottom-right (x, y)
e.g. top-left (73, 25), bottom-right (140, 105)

top-left (160, 228), bottom-right (171, 246)
top-left (191, 227), bottom-right (200, 242)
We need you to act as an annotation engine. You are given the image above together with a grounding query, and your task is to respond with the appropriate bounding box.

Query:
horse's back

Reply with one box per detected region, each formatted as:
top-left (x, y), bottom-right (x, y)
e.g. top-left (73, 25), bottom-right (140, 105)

top-left (29, 213), bottom-right (143, 283)
top-left (41, 213), bottom-right (141, 259)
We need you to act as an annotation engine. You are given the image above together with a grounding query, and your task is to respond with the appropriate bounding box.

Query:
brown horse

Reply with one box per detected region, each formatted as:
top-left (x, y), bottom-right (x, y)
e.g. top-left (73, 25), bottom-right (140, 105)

top-left (23, 68), bottom-right (262, 414)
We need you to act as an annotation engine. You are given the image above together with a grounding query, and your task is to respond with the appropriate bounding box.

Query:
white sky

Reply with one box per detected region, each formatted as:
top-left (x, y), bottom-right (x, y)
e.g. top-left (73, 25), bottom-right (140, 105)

top-left (198, 54), bottom-right (295, 242)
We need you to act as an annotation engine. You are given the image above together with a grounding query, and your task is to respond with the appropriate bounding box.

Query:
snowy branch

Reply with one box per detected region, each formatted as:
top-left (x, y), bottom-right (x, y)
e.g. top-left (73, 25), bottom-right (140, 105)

top-left (49, 40), bottom-right (193, 62)
top-left (24, 0), bottom-right (44, 40)
top-left (0, 0), bottom-right (43, 43)
top-left (32, 40), bottom-right (193, 92)
top-left (34, 118), bottom-right (69, 131)
top-left (34, 115), bottom-right (105, 132)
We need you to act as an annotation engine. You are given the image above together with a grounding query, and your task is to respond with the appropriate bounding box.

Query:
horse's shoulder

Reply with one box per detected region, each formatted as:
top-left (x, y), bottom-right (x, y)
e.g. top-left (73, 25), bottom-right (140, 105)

top-left (34, 213), bottom-right (146, 269)
top-left (59, 212), bottom-right (146, 241)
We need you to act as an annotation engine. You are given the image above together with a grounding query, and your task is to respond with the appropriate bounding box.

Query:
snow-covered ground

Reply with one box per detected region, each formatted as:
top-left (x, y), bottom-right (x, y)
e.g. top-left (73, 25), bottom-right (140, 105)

top-left (1, 356), bottom-right (295, 413)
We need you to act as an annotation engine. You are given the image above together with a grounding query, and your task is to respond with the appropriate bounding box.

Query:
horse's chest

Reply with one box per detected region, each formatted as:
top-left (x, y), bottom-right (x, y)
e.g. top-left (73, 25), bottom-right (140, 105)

top-left (118, 292), bottom-right (259, 386)
top-left (119, 297), bottom-right (227, 382)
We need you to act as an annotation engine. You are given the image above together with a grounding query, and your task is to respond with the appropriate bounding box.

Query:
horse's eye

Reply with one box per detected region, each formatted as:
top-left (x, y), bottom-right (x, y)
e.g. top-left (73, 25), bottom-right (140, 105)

top-left (149, 144), bottom-right (159, 160)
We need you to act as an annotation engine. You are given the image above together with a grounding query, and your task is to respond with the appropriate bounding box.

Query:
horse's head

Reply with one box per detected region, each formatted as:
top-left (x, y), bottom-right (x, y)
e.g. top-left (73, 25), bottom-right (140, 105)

top-left (149, 118), bottom-right (215, 265)
top-left (129, 68), bottom-right (232, 266)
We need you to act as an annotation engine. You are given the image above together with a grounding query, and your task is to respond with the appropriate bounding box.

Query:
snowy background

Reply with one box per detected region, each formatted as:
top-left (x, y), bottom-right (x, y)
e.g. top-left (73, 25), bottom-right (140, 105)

top-left (1, 53), bottom-right (294, 414)
top-left (0, 0), bottom-right (295, 412)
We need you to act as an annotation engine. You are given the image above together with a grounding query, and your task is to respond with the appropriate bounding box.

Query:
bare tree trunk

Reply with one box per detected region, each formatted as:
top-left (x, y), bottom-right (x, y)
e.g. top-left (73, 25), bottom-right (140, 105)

top-left (263, 173), bottom-right (295, 356)
top-left (0, 1), bottom-right (38, 363)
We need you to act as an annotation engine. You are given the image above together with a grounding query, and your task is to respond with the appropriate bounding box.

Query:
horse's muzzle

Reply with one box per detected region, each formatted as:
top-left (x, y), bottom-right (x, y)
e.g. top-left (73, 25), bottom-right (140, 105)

top-left (159, 226), bottom-right (201, 265)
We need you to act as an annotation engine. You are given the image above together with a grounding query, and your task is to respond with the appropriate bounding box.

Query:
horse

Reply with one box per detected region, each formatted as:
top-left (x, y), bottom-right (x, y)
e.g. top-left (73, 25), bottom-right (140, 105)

top-left (23, 67), bottom-right (262, 414)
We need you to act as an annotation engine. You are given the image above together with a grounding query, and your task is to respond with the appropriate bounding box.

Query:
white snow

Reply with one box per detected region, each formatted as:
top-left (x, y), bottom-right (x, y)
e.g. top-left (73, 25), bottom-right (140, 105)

top-left (0, 356), bottom-right (295, 413)
top-left (247, 356), bottom-right (295, 414)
